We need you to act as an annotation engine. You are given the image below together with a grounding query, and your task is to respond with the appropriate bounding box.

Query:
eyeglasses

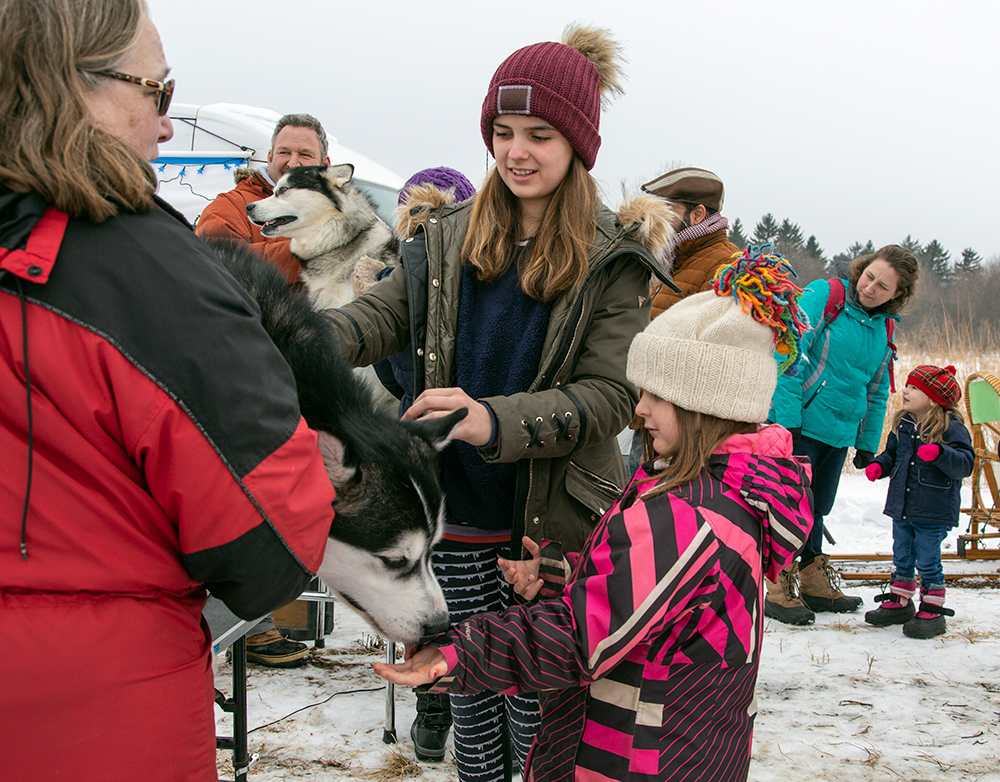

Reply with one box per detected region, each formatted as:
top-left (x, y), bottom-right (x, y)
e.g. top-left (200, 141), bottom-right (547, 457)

top-left (97, 70), bottom-right (175, 116)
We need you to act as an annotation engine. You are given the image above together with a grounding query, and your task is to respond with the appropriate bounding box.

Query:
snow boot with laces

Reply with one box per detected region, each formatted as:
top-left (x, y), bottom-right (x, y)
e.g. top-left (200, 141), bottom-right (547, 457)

top-left (764, 563), bottom-right (816, 625)
top-left (903, 588), bottom-right (953, 639)
top-left (864, 578), bottom-right (917, 626)
top-left (798, 554), bottom-right (863, 613)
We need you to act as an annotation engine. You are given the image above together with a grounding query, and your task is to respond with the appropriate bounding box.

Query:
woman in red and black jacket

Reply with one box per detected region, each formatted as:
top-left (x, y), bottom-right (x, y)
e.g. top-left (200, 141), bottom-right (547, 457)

top-left (0, 2), bottom-right (335, 780)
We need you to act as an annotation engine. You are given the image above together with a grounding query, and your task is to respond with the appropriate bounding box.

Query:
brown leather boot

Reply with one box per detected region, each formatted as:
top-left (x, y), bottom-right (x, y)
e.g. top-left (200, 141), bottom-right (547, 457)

top-left (764, 563), bottom-right (815, 625)
top-left (798, 554), bottom-right (862, 613)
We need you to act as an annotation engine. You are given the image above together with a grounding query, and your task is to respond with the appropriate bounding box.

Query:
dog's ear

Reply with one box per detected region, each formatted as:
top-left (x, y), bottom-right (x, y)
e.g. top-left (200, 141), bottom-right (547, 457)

top-left (405, 408), bottom-right (468, 452)
top-left (326, 163), bottom-right (356, 188)
top-left (316, 431), bottom-right (358, 487)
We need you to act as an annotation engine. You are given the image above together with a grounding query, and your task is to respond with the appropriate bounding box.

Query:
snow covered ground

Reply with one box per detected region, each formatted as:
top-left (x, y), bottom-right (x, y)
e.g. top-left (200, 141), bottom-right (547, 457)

top-left (215, 472), bottom-right (1000, 781)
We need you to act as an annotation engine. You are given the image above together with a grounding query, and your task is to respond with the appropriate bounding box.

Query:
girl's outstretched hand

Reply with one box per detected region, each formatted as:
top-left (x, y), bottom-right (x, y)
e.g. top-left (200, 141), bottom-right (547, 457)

top-left (498, 536), bottom-right (544, 601)
top-left (864, 462), bottom-right (882, 481)
top-left (373, 646), bottom-right (448, 687)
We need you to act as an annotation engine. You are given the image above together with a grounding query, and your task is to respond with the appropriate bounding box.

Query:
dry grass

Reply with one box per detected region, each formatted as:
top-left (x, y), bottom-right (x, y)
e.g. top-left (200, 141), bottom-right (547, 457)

top-left (358, 746), bottom-right (426, 781)
top-left (955, 626), bottom-right (996, 644)
top-left (342, 634), bottom-right (388, 656)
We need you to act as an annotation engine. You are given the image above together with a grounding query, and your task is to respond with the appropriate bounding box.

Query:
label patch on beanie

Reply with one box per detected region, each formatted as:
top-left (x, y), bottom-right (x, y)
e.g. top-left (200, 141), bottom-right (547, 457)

top-left (498, 85), bottom-right (531, 115)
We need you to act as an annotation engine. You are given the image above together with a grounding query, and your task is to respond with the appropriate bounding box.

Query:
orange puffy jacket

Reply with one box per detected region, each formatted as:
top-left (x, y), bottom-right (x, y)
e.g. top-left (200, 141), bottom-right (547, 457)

top-left (195, 169), bottom-right (300, 283)
top-left (649, 227), bottom-right (740, 318)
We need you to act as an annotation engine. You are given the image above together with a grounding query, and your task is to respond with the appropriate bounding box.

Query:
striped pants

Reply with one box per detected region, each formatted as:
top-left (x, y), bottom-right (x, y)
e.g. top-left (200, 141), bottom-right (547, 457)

top-left (433, 545), bottom-right (540, 782)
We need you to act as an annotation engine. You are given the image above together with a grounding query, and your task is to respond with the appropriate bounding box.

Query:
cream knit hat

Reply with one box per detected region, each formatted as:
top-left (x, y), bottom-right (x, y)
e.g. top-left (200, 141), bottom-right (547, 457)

top-left (627, 249), bottom-right (807, 423)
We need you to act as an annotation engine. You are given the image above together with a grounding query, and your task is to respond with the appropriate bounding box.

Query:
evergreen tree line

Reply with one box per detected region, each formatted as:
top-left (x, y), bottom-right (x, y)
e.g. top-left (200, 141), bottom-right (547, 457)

top-left (728, 214), bottom-right (1000, 347)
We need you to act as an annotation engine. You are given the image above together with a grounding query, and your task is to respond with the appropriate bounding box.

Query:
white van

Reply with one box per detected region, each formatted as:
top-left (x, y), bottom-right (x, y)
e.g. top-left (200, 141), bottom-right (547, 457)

top-left (154, 102), bottom-right (404, 225)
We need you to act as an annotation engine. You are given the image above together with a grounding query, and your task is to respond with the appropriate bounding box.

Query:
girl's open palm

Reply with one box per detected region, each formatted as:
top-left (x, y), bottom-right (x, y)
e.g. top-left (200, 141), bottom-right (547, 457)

top-left (373, 646), bottom-right (448, 687)
top-left (498, 536), bottom-right (544, 601)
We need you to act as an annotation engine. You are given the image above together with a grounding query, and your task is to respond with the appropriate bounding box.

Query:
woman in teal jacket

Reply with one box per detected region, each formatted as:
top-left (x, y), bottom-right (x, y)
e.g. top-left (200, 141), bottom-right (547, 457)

top-left (767, 245), bottom-right (919, 624)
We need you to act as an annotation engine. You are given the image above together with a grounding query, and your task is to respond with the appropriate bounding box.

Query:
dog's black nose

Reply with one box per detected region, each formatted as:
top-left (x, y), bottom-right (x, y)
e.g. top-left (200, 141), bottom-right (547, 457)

top-left (421, 612), bottom-right (450, 639)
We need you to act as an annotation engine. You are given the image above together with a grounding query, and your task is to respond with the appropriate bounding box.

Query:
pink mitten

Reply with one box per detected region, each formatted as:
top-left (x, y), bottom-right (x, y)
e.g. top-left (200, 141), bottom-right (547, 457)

top-left (864, 462), bottom-right (882, 481)
top-left (917, 443), bottom-right (940, 462)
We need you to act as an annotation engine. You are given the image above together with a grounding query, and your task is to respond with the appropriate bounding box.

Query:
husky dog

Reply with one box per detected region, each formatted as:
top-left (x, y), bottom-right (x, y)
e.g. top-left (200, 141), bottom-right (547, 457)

top-left (205, 238), bottom-right (464, 644)
top-left (246, 163), bottom-right (401, 410)
top-left (246, 163), bottom-right (399, 310)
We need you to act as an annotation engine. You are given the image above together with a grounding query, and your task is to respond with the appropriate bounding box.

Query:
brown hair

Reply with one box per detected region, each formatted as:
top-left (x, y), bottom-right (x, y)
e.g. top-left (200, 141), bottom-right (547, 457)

top-left (848, 244), bottom-right (919, 316)
top-left (461, 156), bottom-right (597, 302)
top-left (0, 0), bottom-right (156, 222)
top-left (892, 404), bottom-right (966, 445)
top-left (638, 405), bottom-right (758, 499)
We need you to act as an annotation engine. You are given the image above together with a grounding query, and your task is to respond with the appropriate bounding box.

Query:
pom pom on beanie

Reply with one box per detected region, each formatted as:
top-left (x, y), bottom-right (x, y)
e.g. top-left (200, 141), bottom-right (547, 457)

top-left (906, 364), bottom-right (961, 409)
top-left (626, 246), bottom-right (806, 423)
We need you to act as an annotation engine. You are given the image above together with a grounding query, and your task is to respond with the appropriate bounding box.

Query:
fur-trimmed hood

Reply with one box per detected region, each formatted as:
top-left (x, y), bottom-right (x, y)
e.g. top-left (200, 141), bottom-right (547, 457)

top-left (394, 186), bottom-right (680, 279)
top-left (615, 193), bottom-right (680, 280)
top-left (233, 166), bottom-right (259, 184)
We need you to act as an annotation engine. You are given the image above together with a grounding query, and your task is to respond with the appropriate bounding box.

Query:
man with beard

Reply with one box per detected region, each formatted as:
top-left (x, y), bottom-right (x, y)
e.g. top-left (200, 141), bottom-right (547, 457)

top-left (643, 167), bottom-right (740, 317)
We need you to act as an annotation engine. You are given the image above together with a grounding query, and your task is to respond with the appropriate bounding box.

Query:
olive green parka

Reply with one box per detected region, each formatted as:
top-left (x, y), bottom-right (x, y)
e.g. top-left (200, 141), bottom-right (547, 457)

top-left (326, 193), bottom-right (676, 556)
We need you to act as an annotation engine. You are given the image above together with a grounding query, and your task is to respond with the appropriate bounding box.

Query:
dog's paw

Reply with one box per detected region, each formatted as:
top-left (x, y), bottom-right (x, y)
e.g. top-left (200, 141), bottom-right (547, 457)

top-left (351, 255), bottom-right (389, 297)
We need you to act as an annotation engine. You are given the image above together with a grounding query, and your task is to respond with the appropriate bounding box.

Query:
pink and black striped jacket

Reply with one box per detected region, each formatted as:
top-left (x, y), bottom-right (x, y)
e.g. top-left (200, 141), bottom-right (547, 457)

top-left (429, 425), bottom-right (812, 782)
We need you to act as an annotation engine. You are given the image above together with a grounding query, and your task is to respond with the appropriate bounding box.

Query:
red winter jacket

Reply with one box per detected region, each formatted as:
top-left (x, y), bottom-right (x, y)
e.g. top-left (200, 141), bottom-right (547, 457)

top-left (0, 188), bottom-right (336, 781)
top-left (195, 169), bottom-right (301, 283)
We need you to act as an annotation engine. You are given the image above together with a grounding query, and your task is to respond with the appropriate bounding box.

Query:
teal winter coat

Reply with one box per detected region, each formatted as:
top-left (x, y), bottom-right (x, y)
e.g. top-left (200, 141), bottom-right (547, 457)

top-left (770, 278), bottom-right (897, 453)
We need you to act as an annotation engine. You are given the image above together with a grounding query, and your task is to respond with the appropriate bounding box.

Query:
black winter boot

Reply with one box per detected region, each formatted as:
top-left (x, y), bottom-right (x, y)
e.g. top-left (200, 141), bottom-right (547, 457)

top-left (864, 578), bottom-right (917, 626)
top-left (902, 588), bottom-right (953, 639)
top-left (410, 691), bottom-right (451, 761)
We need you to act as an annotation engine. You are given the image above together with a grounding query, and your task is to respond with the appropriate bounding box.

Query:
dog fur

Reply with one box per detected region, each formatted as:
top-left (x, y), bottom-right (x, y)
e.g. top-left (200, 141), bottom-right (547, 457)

top-left (205, 237), bottom-right (465, 644)
top-left (245, 163), bottom-right (399, 310)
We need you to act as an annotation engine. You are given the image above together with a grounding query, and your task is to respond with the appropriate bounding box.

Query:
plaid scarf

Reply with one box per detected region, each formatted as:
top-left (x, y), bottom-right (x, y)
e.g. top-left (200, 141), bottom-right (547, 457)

top-left (673, 210), bottom-right (729, 246)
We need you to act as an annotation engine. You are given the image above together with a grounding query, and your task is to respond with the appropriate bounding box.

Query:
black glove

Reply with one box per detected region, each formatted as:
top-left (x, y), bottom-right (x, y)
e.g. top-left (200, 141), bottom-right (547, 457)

top-left (853, 449), bottom-right (875, 469)
top-left (787, 427), bottom-right (802, 451)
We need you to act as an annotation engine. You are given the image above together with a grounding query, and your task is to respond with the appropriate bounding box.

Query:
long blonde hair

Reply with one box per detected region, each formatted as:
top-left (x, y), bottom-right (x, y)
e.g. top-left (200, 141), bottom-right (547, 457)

top-left (892, 404), bottom-right (966, 445)
top-left (461, 156), bottom-right (597, 302)
top-left (638, 406), bottom-right (758, 499)
top-left (0, 0), bottom-right (157, 222)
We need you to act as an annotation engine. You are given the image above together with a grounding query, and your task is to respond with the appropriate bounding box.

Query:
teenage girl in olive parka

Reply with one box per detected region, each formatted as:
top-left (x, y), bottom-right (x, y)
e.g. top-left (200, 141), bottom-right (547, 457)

top-left (325, 24), bottom-right (679, 782)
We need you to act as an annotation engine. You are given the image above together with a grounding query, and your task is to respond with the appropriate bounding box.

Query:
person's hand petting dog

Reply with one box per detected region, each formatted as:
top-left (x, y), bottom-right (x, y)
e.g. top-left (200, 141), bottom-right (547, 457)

top-left (402, 387), bottom-right (493, 447)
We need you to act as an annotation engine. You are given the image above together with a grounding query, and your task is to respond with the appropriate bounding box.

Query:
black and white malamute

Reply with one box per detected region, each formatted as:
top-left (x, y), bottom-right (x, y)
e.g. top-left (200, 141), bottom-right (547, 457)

top-left (206, 238), bottom-right (463, 644)
top-left (246, 163), bottom-right (399, 310)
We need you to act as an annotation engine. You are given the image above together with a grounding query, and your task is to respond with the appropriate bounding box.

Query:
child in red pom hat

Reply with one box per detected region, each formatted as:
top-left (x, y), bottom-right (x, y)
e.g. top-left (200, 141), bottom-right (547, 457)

top-left (863, 364), bottom-right (974, 637)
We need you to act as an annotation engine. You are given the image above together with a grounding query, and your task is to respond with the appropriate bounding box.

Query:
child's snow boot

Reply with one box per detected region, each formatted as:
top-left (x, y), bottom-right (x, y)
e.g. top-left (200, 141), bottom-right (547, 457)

top-left (902, 588), bottom-right (953, 639)
top-left (764, 563), bottom-right (816, 625)
top-left (864, 578), bottom-right (917, 626)
top-left (798, 554), bottom-right (863, 613)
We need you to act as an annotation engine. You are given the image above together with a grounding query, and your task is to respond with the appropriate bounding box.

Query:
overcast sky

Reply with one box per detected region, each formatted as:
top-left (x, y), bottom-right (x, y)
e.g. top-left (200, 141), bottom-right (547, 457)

top-left (148, 0), bottom-right (999, 262)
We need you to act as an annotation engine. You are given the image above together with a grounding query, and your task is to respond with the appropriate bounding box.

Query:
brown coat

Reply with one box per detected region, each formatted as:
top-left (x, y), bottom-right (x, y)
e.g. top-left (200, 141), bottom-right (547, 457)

top-left (649, 226), bottom-right (740, 318)
top-left (195, 170), bottom-right (300, 283)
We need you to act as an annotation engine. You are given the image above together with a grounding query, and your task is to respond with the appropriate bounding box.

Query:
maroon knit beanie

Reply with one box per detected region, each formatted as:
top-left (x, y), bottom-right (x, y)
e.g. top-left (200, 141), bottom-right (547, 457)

top-left (907, 364), bottom-right (961, 409)
top-left (481, 40), bottom-right (603, 170)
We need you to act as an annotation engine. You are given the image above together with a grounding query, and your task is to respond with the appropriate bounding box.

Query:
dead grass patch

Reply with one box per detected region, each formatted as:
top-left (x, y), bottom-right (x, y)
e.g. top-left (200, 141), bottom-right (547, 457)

top-left (358, 746), bottom-right (427, 780)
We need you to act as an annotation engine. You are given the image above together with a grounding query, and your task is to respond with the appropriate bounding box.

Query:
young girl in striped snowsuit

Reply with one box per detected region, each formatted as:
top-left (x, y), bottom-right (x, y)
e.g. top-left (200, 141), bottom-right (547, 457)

top-left (375, 251), bottom-right (814, 782)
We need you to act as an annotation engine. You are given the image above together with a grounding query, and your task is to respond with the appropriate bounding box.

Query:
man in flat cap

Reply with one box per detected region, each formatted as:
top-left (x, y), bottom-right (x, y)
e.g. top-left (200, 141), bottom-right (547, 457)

top-left (642, 167), bottom-right (741, 318)
top-left (623, 167), bottom-right (743, 472)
